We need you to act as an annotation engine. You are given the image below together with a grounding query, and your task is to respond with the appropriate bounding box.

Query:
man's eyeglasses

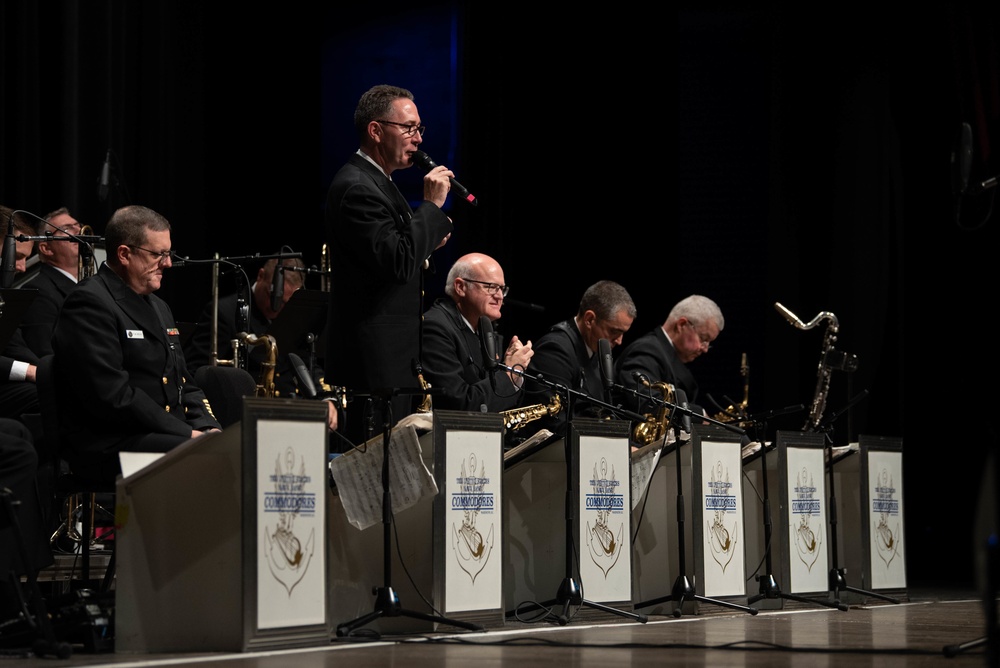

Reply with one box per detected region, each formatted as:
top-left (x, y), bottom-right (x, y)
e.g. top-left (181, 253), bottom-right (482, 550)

top-left (128, 245), bottom-right (173, 263)
top-left (685, 321), bottom-right (712, 351)
top-left (376, 119), bottom-right (426, 137)
top-left (462, 278), bottom-right (510, 297)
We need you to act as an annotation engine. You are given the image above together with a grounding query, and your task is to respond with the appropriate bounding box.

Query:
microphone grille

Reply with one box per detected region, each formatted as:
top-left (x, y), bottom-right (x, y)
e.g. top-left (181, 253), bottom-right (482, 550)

top-left (411, 150), bottom-right (434, 171)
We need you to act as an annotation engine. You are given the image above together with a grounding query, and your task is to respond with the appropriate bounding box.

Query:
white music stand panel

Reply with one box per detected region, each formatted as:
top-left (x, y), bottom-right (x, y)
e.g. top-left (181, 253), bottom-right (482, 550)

top-left (859, 435), bottom-right (907, 595)
top-left (776, 430), bottom-right (830, 596)
top-left (116, 398), bottom-right (331, 652)
top-left (576, 422), bottom-right (632, 604)
top-left (433, 411), bottom-right (505, 625)
top-left (692, 425), bottom-right (747, 600)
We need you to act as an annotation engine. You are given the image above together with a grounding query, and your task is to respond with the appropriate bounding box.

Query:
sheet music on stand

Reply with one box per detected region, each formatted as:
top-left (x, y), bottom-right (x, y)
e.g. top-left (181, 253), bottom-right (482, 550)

top-left (328, 424), bottom-right (437, 530)
top-left (502, 428), bottom-right (555, 464)
top-left (628, 429), bottom-right (687, 511)
top-left (827, 441), bottom-right (859, 465)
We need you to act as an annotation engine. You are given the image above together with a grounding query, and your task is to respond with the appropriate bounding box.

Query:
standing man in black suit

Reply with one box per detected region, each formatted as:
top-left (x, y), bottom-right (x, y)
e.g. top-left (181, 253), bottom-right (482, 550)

top-left (421, 252), bottom-right (533, 414)
top-left (18, 207), bottom-right (81, 358)
top-left (518, 280), bottom-right (637, 439)
top-left (615, 294), bottom-right (724, 421)
top-left (51, 205), bottom-right (221, 483)
top-left (324, 84), bottom-right (455, 446)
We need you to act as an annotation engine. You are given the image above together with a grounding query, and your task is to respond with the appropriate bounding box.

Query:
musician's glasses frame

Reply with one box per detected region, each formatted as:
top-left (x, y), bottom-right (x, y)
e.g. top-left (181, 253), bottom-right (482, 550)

top-left (462, 278), bottom-right (510, 297)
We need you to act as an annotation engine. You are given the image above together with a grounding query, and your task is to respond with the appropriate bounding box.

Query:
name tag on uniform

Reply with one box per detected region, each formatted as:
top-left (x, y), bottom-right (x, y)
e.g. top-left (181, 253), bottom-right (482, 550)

top-left (126, 330), bottom-right (144, 339)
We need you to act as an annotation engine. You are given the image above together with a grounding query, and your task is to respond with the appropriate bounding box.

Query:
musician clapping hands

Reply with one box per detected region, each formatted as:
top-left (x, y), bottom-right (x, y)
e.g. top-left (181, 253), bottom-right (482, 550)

top-left (420, 253), bottom-right (532, 413)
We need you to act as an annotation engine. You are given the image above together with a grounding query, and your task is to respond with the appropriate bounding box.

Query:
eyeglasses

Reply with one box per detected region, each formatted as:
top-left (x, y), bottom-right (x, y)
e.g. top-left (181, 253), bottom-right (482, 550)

top-left (376, 119), bottom-right (426, 137)
top-left (685, 321), bottom-right (712, 351)
top-left (128, 245), bottom-right (173, 263)
top-left (462, 278), bottom-right (510, 297)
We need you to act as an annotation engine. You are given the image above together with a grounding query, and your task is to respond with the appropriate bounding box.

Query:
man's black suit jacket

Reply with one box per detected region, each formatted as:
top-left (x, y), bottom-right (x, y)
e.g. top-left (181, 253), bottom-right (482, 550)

top-left (324, 153), bottom-right (452, 442)
top-left (18, 263), bottom-right (76, 358)
top-left (421, 298), bottom-right (521, 413)
top-left (520, 319), bottom-right (607, 437)
top-left (615, 327), bottom-right (702, 416)
top-left (52, 264), bottom-right (220, 470)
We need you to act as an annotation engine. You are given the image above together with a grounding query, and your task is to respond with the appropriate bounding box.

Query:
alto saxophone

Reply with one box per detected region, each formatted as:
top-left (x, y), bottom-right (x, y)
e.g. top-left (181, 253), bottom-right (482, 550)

top-left (631, 378), bottom-right (676, 446)
top-left (501, 394), bottom-right (562, 431)
top-left (774, 302), bottom-right (857, 432)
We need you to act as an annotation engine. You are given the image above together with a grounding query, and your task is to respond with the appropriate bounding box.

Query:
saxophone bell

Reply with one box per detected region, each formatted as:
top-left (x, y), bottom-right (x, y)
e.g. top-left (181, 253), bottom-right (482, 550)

top-left (631, 380), bottom-right (676, 446)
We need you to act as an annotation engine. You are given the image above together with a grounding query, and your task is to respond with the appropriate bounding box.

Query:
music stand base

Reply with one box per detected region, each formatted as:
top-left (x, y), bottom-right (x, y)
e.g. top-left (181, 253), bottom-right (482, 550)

top-left (336, 586), bottom-right (484, 637)
top-left (747, 573), bottom-right (848, 610)
top-left (541, 577), bottom-right (647, 626)
top-left (638, 575), bottom-right (758, 618)
top-left (802, 568), bottom-right (899, 610)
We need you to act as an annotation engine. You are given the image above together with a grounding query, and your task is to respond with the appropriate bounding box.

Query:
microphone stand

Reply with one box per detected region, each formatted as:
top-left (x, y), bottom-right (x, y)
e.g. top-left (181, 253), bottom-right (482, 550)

top-left (335, 388), bottom-right (484, 637)
top-left (614, 382), bottom-right (757, 617)
top-left (740, 404), bottom-right (848, 610)
top-left (496, 360), bottom-right (649, 625)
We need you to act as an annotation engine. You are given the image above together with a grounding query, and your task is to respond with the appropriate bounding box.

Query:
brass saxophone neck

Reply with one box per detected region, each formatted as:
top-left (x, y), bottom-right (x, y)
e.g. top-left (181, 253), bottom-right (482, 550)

top-left (501, 394), bottom-right (562, 431)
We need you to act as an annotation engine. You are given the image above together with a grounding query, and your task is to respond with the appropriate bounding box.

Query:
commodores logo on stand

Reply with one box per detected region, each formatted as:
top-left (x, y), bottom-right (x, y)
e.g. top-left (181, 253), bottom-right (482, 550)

top-left (263, 446), bottom-right (316, 595)
top-left (873, 468), bottom-right (901, 568)
top-left (706, 460), bottom-right (738, 573)
top-left (793, 466), bottom-right (823, 572)
top-left (451, 453), bottom-right (495, 584)
top-left (586, 457), bottom-right (624, 578)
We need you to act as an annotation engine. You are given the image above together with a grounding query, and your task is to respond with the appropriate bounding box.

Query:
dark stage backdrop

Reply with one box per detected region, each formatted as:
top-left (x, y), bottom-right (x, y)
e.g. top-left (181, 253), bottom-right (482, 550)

top-left (2, 3), bottom-right (997, 589)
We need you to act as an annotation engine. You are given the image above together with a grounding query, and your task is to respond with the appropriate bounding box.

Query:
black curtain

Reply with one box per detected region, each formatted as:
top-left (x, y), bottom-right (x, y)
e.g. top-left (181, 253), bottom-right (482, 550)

top-left (4, 3), bottom-right (998, 588)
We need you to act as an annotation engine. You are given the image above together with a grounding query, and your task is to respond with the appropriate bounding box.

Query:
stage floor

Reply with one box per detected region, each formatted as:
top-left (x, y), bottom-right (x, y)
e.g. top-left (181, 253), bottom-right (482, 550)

top-left (2, 583), bottom-right (992, 667)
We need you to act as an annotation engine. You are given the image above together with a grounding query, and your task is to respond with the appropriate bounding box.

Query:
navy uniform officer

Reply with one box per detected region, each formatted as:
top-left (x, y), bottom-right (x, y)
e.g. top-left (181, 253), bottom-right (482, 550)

top-left (51, 205), bottom-right (221, 483)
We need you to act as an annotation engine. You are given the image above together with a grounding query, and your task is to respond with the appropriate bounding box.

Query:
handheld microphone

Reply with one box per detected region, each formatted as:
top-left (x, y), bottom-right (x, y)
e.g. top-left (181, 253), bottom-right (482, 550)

top-left (598, 338), bottom-right (615, 391)
top-left (1, 213), bottom-right (15, 289)
top-left (478, 315), bottom-right (498, 371)
top-left (270, 260), bottom-right (284, 312)
top-left (411, 150), bottom-right (478, 206)
top-left (98, 149), bottom-right (112, 202)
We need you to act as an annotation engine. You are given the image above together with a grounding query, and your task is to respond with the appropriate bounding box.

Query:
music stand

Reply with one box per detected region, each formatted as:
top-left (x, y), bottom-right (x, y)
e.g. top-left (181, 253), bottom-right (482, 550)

top-left (497, 362), bottom-right (648, 625)
top-left (0, 288), bottom-right (37, 349)
top-left (335, 390), bottom-right (484, 637)
top-left (810, 391), bottom-right (899, 608)
top-left (629, 388), bottom-right (757, 617)
top-left (743, 405), bottom-right (847, 611)
top-left (265, 289), bottom-right (329, 364)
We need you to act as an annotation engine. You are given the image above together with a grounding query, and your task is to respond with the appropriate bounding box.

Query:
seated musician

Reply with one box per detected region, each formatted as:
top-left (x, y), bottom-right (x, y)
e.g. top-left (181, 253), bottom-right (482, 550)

top-left (51, 205), bottom-right (222, 483)
top-left (18, 207), bottom-right (83, 358)
top-left (420, 253), bottom-right (533, 417)
top-left (516, 280), bottom-right (636, 442)
top-left (184, 251), bottom-right (337, 432)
